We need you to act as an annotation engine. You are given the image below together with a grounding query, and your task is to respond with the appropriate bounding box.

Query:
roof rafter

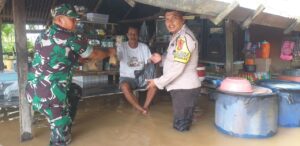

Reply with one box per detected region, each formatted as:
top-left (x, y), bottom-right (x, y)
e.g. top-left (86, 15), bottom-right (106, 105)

top-left (284, 17), bottom-right (300, 34)
top-left (242, 4), bottom-right (265, 29)
top-left (210, 0), bottom-right (239, 25)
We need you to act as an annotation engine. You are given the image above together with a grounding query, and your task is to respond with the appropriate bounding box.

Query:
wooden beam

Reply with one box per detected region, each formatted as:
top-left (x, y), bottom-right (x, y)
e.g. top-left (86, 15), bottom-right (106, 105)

top-left (0, 0), bottom-right (6, 13)
top-left (12, 0), bottom-right (32, 142)
top-left (124, 0), bottom-right (136, 7)
top-left (93, 0), bottom-right (103, 12)
top-left (242, 4), bottom-right (265, 29)
top-left (122, 7), bottom-right (133, 20)
top-left (119, 12), bottom-right (161, 23)
top-left (225, 19), bottom-right (234, 76)
top-left (211, 1), bottom-right (239, 25)
top-left (284, 18), bottom-right (300, 34)
top-left (133, 0), bottom-right (218, 15)
top-left (0, 19), bottom-right (4, 71)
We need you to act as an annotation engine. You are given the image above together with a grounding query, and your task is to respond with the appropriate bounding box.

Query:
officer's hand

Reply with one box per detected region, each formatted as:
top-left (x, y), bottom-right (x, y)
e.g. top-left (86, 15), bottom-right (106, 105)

top-left (150, 53), bottom-right (162, 64)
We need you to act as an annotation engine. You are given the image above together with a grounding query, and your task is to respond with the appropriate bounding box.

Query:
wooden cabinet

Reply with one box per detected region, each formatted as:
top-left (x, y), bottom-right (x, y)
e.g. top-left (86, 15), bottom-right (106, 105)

top-left (201, 20), bottom-right (244, 63)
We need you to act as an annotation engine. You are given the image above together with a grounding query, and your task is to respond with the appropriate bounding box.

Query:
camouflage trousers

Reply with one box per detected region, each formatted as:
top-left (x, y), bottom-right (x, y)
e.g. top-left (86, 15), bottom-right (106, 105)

top-left (27, 82), bottom-right (81, 146)
top-left (33, 101), bottom-right (71, 146)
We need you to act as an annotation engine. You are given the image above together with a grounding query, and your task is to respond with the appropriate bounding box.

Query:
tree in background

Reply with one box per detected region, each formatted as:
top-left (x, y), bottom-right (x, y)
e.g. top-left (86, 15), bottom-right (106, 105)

top-left (1, 23), bottom-right (35, 56)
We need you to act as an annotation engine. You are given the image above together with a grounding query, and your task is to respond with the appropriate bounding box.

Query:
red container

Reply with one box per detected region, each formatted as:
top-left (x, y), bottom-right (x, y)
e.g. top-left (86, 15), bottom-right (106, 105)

top-left (197, 65), bottom-right (205, 77)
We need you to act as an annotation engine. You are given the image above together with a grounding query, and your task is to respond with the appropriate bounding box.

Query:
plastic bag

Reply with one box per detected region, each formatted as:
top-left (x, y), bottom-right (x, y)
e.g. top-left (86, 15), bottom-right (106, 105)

top-left (139, 21), bottom-right (149, 43)
top-left (134, 63), bottom-right (156, 88)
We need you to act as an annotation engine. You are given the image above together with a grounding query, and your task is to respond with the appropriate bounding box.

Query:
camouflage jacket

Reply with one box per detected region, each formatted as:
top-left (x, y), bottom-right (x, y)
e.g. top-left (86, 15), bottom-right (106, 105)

top-left (26, 24), bottom-right (92, 103)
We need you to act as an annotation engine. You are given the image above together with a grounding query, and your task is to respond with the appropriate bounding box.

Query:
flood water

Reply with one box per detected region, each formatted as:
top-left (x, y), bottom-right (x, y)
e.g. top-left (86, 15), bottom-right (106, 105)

top-left (0, 93), bottom-right (300, 146)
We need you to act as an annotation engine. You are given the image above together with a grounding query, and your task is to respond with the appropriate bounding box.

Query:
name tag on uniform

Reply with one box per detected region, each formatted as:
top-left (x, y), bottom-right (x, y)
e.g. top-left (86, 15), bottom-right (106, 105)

top-left (173, 36), bottom-right (191, 64)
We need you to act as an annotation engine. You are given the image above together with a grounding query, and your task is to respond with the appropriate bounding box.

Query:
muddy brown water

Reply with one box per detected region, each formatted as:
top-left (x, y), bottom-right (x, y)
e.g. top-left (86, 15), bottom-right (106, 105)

top-left (0, 94), bottom-right (300, 146)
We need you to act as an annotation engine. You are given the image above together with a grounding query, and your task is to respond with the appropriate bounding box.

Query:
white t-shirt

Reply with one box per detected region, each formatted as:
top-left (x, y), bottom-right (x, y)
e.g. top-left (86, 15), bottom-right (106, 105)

top-left (117, 42), bottom-right (151, 78)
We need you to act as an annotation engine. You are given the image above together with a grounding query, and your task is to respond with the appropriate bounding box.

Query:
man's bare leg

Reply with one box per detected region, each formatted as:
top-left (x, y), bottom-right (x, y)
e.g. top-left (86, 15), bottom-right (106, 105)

top-left (143, 86), bottom-right (157, 110)
top-left (120, 82), bottom-right (146, 114)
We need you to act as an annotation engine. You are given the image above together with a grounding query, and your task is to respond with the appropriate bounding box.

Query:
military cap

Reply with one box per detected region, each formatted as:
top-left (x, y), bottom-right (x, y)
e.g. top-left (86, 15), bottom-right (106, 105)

top-left (51, 3), bottom-right (80, 18)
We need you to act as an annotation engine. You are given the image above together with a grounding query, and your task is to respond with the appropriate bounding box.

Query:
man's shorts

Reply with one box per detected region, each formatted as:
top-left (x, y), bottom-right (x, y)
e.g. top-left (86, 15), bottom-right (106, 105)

top-left (119, 77), bottom-right (140, 89)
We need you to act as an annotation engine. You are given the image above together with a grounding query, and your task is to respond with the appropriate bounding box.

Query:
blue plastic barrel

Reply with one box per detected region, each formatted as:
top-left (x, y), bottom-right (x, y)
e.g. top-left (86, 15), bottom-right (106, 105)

top-left (214, 89), bottom-right (278, 138)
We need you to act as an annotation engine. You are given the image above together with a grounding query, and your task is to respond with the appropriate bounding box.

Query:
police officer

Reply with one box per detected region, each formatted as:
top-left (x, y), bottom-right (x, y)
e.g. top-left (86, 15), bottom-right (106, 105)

top-left (147, 10), bottom-right (201, 131)
top-left (25, 4), bottom-right (115, 146)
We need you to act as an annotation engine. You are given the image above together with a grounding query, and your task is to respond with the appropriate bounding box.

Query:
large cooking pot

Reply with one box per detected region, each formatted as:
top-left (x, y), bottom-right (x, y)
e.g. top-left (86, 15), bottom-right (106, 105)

top-left (256, 80), bottom-right (300, 127)
top-left (213, 86), bottom-right (278, 138)
top-left (256, 79), bottom-right (300, 127)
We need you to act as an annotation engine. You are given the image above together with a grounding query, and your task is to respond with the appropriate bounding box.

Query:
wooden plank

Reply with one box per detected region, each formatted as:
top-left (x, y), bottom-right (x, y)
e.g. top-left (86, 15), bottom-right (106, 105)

top-left (284, 18), bottom-right (300, 34)
top-left (0, 0), bottom-right (6, 71)
top-left (12, 0), bottom-right (32, 142)
top-left (134, 0), bottom-right (227, 16)
top-left (242, 4), bottom-right (265, 29)
top-left (0, 19), bottom-right (4, 71)
top-left (211, 1), bottom-right (239, 25)
top-left (0, 0), bottom-right (6, 12)
top-left (225, 19), bottom-right (234, 76)
top-left (119, 11), bottom-right (161, 23)
top-left (122, 7), bottom-right (133, 20)
top-left (125, 0), bottom-right (136, 7)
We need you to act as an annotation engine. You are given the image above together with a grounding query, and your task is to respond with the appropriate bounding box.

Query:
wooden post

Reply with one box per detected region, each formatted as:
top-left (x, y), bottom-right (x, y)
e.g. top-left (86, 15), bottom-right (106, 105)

top-left (0, 19), bottom-right (4, 71)
top-left (225, 19), bottom-right (234, 76)
top-left (0, 0), bottom-right (6, 71)
top-left (12, 0), bottom-right (32, 142)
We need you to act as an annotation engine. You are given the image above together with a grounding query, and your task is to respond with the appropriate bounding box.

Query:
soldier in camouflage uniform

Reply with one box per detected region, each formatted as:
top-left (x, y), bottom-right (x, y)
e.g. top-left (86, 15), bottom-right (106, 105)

top-left (25, 4), bottom-right (115, 146)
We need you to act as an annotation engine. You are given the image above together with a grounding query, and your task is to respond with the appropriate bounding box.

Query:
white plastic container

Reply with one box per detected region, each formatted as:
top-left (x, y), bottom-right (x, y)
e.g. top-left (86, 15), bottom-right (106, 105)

top-left (86, 13), bottom-right (109, 24)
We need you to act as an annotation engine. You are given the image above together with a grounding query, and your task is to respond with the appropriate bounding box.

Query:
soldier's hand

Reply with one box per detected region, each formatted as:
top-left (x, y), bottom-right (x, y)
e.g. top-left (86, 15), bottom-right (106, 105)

top-left (78, 57), bottom-right (89, 64)
top-left (108, 48), bottom-right (116, 56)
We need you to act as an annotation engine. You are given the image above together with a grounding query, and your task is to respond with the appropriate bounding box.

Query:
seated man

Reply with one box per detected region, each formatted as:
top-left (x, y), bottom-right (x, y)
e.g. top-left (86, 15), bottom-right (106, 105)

top-left (117, 26), bottom-right (161, 115)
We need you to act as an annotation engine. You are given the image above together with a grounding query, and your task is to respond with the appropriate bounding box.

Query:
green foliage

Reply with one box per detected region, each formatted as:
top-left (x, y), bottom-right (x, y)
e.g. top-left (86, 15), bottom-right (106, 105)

top-left (1, 24), bottom-right (15, 54)
top-left (1, 23), bottom-right (36, 54)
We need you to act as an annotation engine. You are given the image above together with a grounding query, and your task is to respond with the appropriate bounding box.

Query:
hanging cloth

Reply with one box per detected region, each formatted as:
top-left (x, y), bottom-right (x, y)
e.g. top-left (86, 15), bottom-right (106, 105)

top-left (280, 40), bottom-right (295, 61)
